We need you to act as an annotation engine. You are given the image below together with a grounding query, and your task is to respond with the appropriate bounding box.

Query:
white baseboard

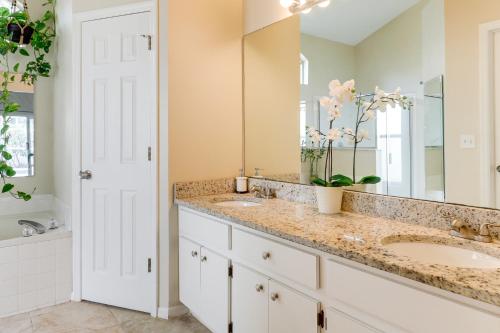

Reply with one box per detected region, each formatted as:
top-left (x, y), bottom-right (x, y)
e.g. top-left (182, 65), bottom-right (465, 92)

top-left (157, 304), bottom-right (188, 319)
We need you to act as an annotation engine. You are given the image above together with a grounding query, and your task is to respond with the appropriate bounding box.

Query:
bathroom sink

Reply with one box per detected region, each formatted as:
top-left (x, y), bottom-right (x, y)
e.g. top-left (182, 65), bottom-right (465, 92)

top-left (383, 242), bottom-right (500, 269)
top-left (214, 201), bottom-right (262, 208)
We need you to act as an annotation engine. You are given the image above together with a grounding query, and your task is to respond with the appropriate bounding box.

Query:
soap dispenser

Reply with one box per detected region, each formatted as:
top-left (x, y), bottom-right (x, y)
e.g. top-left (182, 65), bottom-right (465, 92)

top-left (236, 169), bottom-right (248, 194)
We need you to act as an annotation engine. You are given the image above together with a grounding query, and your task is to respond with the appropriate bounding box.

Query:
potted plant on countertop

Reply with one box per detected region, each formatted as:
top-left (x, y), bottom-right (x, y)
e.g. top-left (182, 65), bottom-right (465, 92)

top-left (307, 79), bottom-right (356, 214)
top-left (308, 79), bottom-right (412, 214)
top-left (342, 86), bottom-right (413, 192)
top-left (0, 0), bottom-right (56, 201)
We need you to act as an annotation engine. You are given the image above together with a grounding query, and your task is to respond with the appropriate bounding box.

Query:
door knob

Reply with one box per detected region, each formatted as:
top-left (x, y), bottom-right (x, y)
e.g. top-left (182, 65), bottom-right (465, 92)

top-left (79, 170), bottom-right (92, 180)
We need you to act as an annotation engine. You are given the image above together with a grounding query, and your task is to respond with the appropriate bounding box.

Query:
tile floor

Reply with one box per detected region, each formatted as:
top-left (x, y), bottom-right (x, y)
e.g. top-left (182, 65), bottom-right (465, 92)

top-left (0, 301), bottom-right (210, 333)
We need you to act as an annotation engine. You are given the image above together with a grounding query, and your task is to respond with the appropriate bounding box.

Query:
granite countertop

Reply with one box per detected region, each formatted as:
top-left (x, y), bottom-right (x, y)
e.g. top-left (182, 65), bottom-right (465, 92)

top-left (176, 193), bottom-right (500, 307)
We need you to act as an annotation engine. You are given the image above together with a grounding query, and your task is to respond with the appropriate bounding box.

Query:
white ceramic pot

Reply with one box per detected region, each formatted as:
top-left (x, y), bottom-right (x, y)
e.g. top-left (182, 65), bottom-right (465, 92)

top-left (315, 186), bottom-right (343, 214)
top-left (350, 184), bottom-right (367, 192)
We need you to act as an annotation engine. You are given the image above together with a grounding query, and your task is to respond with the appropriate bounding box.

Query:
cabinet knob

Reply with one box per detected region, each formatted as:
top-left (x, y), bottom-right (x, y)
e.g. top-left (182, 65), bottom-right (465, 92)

top-left (497, 165), bottom-right (500, 173)
top-left (191, 251), bottom-right (198, 258)
top-left (255, 284), bottom-right (264, 292)
top-left (270, 292), bottom-right (279, 301)
top-left (262, 252), bottom-right (271, 260)
top-left (201, 256), bottom-right (207, 262)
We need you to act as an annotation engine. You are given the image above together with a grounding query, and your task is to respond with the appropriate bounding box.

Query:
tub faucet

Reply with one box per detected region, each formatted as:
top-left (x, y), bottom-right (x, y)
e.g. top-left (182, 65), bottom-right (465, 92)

top-left (18, 220), bottom-right (46, 234)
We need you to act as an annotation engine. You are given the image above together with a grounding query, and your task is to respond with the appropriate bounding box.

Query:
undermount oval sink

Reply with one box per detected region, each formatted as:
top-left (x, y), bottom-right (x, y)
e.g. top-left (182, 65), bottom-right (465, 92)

top-left (214, 201), bottom-right (262, 208)
top-left (383, 241), bottom-right (500, 269)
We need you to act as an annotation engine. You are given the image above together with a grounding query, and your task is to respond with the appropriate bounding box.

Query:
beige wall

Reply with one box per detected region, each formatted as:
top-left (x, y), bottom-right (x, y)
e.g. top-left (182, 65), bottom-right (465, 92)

top-left (444, 0), bottom-right (500, 206)
top-left (53, 0), bottom-right (73, 207)
top-left (244, 0), bottom-right (292, 34)
top-left (301, 34), bottom-right (356, 101)
top-left (244, 16), bottom-right (300, 177)
top-left (168, 0), bottom-right (243, 307)
top-left (355, 1), bottom-right (426, 95)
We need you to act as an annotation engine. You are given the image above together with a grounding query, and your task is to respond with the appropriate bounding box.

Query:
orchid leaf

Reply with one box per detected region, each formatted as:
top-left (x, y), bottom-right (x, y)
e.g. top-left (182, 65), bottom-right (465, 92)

top-left (358, 176), bottom-right (381, 185)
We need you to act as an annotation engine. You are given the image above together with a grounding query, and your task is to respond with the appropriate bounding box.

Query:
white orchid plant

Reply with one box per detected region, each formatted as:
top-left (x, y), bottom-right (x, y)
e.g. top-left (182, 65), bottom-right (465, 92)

top-left (307, 79), bottom-right (412, 187)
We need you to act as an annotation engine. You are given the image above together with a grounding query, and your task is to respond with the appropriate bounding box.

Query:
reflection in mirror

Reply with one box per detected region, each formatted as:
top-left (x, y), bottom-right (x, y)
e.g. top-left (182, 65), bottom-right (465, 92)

top-left (244, 0), bottom-right (448, 203)
top-left (0, 73), bottom-right (35, 177)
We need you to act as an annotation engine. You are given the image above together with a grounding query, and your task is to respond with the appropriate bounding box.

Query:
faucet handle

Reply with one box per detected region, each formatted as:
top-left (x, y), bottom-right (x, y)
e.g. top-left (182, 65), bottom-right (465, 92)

top-left (479, 223), bottom-right (500, 236)
top-left (451, 219), bottom-right (465, 232)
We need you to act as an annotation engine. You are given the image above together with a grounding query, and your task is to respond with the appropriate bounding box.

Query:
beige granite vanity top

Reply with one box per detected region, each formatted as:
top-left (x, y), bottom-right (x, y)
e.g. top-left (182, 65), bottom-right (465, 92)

top-left (176, 193), bottom-right (500, 308)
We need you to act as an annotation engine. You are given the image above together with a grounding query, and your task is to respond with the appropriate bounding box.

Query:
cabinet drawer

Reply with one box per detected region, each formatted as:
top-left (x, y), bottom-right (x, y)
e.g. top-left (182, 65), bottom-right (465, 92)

top-left (326, 260), bottom-right (500, 333)
top-left (326, 308), bottom-right (379, 333)
top-left (232, 228), bottom-right (319, 289)
top-left (179, 208), bottom-right (230, 252)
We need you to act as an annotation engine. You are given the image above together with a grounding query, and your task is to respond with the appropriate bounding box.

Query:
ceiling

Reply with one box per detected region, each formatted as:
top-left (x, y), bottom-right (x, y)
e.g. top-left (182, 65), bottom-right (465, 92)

top-left (300, 0), bottom-right (421, 45)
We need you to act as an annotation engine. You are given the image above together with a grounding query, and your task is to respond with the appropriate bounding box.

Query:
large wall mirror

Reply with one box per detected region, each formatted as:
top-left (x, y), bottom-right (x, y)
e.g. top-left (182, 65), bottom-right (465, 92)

top-left (244, 0), bottom-right (500, 210)
top-left (0, 73), bottom-right (35, 177)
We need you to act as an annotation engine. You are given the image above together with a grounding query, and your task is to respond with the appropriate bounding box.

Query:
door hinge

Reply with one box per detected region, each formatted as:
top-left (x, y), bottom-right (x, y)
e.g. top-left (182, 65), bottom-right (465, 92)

top-left (148, 147), bottom-right (152, 161)
top-left (228, 322), bottom-right (233, 333)
top-left (148, 258), bottom-right (152, 273)
top-left (228, 265), bottom-right (233, 278)
top-left (317, 310), bottom-right (325, 328)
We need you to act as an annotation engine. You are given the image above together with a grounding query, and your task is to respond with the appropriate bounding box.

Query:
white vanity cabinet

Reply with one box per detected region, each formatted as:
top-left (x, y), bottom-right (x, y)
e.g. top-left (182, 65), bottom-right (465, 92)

top-left (231, 263), bottom-right (320, 333)
top-left (326, 260), bottom-right (500, 333)
top-left (178, 207), bottom-right (500, 333)
top-left (179, 236), bottom-right (230, 333)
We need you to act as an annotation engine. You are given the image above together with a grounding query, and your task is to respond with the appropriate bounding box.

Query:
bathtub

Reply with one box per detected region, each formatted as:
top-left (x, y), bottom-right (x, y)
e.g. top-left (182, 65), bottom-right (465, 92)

top-left (0, 210), bottom-right (72, 318)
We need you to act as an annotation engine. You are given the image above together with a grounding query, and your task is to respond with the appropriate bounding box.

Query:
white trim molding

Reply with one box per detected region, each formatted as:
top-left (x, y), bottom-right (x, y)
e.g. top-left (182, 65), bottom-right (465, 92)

top-left (479, 20), bottom-right (500, 207)
top-left (71, 0), bottom-right (159, 316)
top-left (157, 304), bottom-right (189, 320)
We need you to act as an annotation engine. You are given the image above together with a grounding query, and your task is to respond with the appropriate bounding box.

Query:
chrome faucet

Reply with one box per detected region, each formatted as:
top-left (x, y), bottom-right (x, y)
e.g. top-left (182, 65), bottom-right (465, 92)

top-left (18, 220), bottom-right (46, 234)
top-left (250, 185), bottom-right (276, 199)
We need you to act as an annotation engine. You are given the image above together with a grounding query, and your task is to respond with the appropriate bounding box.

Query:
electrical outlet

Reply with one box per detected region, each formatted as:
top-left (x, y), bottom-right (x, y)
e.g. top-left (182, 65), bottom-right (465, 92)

top-left (460, 135), bottom-right (475, 149)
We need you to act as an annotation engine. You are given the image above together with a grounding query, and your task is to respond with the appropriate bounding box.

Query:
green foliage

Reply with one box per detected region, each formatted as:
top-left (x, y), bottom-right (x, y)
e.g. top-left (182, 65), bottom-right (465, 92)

top-left (312, 174), bottom-right (354, 188)
top-left (0, 1), bottom-right (56, 201)
top-left (357, 175), bottom-right (382, 185)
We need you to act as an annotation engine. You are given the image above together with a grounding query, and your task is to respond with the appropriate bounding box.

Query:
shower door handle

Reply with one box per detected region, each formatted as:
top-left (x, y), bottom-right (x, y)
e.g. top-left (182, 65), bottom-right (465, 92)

top-left (79, 170), bottom-right (93, 180)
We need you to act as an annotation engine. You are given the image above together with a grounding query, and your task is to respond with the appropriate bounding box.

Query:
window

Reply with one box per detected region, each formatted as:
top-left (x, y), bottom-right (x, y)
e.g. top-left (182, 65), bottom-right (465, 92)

top-left (300, 53), bottom-right (309, 85)
top-left (0, 0), bottom-right (23, 11)
top-left (0, 92), bottom-right (35, 177)
top-left (300, 100), bottom-right (307, 146)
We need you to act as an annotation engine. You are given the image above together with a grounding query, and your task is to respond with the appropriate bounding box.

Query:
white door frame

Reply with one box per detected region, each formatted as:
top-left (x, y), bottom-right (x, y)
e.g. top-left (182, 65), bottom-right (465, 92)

top-left (479, 20), bottom-right (500, 208)
top-left (72, 1), bottom-right (159, 316)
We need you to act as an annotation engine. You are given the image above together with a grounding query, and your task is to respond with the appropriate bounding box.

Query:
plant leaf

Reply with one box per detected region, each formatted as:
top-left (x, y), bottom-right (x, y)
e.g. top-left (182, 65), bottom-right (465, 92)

top-left (329, 174), bottom-right (354, 187)
top-left (358, 176), bottom-right (382, 184)
top-left (2, 183), bottom-right (13, 193)
top-left (311, 177), bottom-right (327, 187)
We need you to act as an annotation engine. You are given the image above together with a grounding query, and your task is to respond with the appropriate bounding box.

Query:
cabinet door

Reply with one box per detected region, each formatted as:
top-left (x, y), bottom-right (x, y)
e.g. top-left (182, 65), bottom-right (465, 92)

top-left (179, 237), bottom-right (201, 315)
top-left (232, 264), bottom-right (269, 333)
top-left (269, 280), bottom-right (319, 333)
top-left (200, 247), bottom-right (230, 333)
top-left (326, 308), bottom-right (378, 333)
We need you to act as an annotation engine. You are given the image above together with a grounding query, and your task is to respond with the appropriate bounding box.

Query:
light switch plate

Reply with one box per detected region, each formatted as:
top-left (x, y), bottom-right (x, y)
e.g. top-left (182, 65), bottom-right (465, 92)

top-left (460, 134), bottom-right (475, 149)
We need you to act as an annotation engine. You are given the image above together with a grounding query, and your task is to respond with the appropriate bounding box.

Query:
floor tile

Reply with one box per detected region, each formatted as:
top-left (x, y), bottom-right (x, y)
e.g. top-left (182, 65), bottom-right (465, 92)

top-left (0, 302), bottom-right (210, 333)
top-left (0, 313), bottom-right (32, 333)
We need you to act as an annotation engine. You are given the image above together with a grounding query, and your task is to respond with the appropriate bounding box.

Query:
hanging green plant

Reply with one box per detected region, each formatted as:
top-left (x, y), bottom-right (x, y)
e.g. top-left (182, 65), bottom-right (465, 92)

top-left (0, 0), bottom-right (56, 201)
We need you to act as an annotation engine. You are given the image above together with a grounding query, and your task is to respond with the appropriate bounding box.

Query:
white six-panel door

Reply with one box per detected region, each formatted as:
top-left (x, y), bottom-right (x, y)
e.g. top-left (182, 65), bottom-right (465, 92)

top-left (81, 12), bottom-right (153, 312)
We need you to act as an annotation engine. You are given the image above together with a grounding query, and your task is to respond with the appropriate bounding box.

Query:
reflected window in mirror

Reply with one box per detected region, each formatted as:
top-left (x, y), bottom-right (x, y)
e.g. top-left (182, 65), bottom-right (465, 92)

top-left (0, 75), bottom-right (35, 177)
